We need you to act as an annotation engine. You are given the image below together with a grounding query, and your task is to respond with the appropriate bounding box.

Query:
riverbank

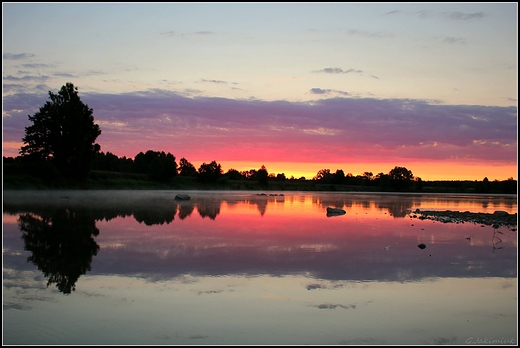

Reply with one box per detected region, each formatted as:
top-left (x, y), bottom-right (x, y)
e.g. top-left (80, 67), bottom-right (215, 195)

top-left (3, 169), bottom-right (518, 194)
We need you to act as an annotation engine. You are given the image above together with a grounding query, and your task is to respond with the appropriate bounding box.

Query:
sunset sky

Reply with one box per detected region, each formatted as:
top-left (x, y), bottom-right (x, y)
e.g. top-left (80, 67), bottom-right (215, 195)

top-left (2, 3), bottom-right (518, 181)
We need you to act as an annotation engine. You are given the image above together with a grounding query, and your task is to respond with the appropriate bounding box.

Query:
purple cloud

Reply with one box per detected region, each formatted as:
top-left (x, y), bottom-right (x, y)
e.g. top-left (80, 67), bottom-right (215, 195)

top-left (310, 88), bottom-right (349, 96)
top-left (312, 68), bottom-right (363, 74)
top-left (2, 89), bottom-right (516, 165)
top-left (3, 53), bottom-right (35, 60)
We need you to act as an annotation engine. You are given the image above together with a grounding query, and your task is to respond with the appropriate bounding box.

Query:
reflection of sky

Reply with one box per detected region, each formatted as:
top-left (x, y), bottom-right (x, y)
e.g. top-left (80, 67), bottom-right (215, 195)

top-left (3, 191), bottom-right (517, 283)
top-left (3, 271), bottom-right (517, 345)
top-left (2, 191), bottom-right (517, 345)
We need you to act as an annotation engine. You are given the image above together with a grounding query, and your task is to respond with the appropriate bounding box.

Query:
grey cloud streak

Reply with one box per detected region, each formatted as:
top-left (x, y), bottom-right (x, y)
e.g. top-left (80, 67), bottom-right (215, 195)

top-left (386, 9), bottom-right (486, 22)
top-left (312, 68), bottom-right (363, 74)
top-left (443, 11), bottom-right (485, 21)
top-left (2, 89), bottom-right (517, 163)
top-left (3, 53), bottom-right (36, 60)
top-left (310, 88), bottom-right (349, 96)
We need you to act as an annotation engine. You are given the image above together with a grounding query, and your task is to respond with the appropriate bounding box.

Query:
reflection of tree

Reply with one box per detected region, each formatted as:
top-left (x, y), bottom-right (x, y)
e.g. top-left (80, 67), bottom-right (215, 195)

top-left (376, 200), bottom-right (413, 218)
top-left (177, 203), bottom-right (195, 220)
top-left (492, 227), bottom-right (504, 254)
top-left (18, 209), bottom-right (100, 294)
top-left (133, 207), bottom-right (175, 225)
top-left (197, 201), bottom-right (221, 220)
top-left (255, 200), bottom-right (268, 216)
top-left (250, 195), bottom-right (285, 216)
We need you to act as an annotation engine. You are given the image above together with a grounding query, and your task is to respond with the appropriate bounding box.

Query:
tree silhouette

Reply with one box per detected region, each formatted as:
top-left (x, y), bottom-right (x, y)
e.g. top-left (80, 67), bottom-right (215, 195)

top-left (18, 209), bottom-right (100, 294)
top-left (20, 83), bottom-right (101, 180)
top-left (414, 177), bottom-right (424, 190)
top-left (92, 151), bottom-right (134, 173)
top-left (198, 160), bottom-right (223, 183)
top-left (256, 165), bottom-right (269, 187)
top-left (388, 166), bottom-right (414, 190)
top-left (314, 169), bottom-right (331, 181)
top-left (276, 173), bottom-right (286, 181)
top-left (332, 169), bottom-right (345, 184)
top-left (225, 168), bottom-right (244, 180)
top-left (178, 157), bottom-right (197, 176)
top-left (134, 150), bottom-right (177, 182)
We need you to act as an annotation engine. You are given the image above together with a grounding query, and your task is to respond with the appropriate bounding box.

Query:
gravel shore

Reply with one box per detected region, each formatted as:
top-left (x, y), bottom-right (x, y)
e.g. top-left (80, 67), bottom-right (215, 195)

top-left (408, 209), bottom-right (518, 230)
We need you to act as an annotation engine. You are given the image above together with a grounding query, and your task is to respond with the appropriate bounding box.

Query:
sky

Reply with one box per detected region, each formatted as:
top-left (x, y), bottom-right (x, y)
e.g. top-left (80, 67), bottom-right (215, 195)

top-left (2, 2), bottom-right (518, 181)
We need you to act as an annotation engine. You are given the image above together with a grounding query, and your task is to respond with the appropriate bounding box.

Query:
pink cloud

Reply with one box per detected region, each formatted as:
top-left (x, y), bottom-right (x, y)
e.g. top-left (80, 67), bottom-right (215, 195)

top-left (3, 89), bottom-right (517, 169)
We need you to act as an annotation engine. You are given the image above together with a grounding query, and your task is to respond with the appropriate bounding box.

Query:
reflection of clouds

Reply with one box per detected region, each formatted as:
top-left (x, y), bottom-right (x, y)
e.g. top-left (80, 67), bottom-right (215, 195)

top-left (298, 244), bottom-right (339, 252)
top-left (3, 269), bottom-right (48, 291)
top-left (197, 290), bottom-right (224, 295)
top-left (2, 249), bottom-right (23, 256)
top-left (3, 269), bottom-right (58, 311)
top-left (306, 283), bottom-right (324, 290)
top-left (306, 282), bottom-right (345, 290)
top-left (177, 275), bottom-right (200, 284)
top-left (433, 336), bottom-right (458, 345)
top-left (75, 289), bottom-right (106, 298)
top-left (4, 192), bottom-right (517, 285)
top-left (266, 244), bottom-right (339, 253)
top-left (311, 303), bottom-right (357, 310)
top-left (3, 302), bottom-right (32, 310)
top-left (189, 335), bottom-right (209, 340)
top-left (339, 337), bottom-right (382, 345)
top-left (99, 242), bottom-right (127, 249)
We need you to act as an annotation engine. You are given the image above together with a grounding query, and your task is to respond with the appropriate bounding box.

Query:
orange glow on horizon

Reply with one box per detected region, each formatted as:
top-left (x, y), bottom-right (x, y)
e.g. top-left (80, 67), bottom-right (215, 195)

top-left (3, 141), bottom-right (516, 182)
top-left (2, 142), bottom-right (22, 157)
top-left (214, 160), bottom-right (517, 182)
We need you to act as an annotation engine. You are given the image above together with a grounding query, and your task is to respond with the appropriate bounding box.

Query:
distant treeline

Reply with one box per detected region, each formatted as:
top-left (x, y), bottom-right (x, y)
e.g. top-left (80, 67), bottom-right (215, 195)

top-left (8, 82), bottom-right (515, 193)
top-left (3, 150), bottom-right (516, 194)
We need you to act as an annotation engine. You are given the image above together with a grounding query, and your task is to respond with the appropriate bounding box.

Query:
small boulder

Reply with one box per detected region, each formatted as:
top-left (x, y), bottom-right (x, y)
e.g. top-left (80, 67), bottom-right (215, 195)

top-left (418, 243), bottom-right (426, 250)
top-left (326, 207), bottom-right (346, 217)
top-left (174, 194), bottom-right (191, 201)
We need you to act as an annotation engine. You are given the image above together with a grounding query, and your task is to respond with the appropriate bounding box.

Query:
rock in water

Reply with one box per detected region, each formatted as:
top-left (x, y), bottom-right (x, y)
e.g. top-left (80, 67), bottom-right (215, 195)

top-left (418, 243), bottom-right (426, 249)
top-left (174, 194), bottom-right (191, 200)
top-left (326, 207), bottom-right (346, 216)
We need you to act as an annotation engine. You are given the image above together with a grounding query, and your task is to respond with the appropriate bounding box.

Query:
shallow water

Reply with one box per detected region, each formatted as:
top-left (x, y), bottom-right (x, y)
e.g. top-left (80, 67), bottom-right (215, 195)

top-left (2, 190), bottom-right (518, 345)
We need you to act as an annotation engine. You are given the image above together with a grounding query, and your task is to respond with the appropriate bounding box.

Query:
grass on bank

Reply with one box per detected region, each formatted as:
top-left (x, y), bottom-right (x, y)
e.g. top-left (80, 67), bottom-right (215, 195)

top-left (4, 170), bottom-right (381, 191)
top-left (3, 169), bottom-right (517, 194)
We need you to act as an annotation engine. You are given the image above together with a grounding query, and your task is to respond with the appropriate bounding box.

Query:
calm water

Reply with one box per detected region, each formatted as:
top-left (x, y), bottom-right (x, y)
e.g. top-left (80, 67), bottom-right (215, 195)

top-left (2, 190), bottom-right (518, 345)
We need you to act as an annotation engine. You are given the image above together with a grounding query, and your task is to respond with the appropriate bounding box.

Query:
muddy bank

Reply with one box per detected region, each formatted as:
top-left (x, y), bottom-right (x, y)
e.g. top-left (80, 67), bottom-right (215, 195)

top-left (408, 209), bottom-right (518, 230)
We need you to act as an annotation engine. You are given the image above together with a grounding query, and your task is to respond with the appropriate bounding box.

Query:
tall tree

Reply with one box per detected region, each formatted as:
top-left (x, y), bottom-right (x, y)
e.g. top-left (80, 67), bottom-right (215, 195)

top-left (134, 150), bottom-right (177, 182)
top-left (178, 157), bottom-right (197, 176)
top-left (314, 169), bottom-right (331, 181)
top-left (198, 160), bottom-right (222, 183)
top-left (256, 165), bottom-right (269, 187)
top-left (388, 166), bottom-right (414, 190)
top-left (20, 83), bottom-right (101, 179)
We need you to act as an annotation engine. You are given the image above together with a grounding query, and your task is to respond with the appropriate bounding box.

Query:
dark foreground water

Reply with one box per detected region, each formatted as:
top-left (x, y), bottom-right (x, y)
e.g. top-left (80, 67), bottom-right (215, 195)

top-left (2, 190), bottom-right (518, 345)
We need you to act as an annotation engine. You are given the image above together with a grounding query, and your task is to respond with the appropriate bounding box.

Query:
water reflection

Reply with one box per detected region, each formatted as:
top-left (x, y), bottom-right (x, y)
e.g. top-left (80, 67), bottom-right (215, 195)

top-left (3, 191), bottom-right (517, 345)
top-left (18, 209), bottom-right (99, 294)
top-left (4, 190), bottom-right (517, 224)
top-left (3, 191), bottom-right (517, 294)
